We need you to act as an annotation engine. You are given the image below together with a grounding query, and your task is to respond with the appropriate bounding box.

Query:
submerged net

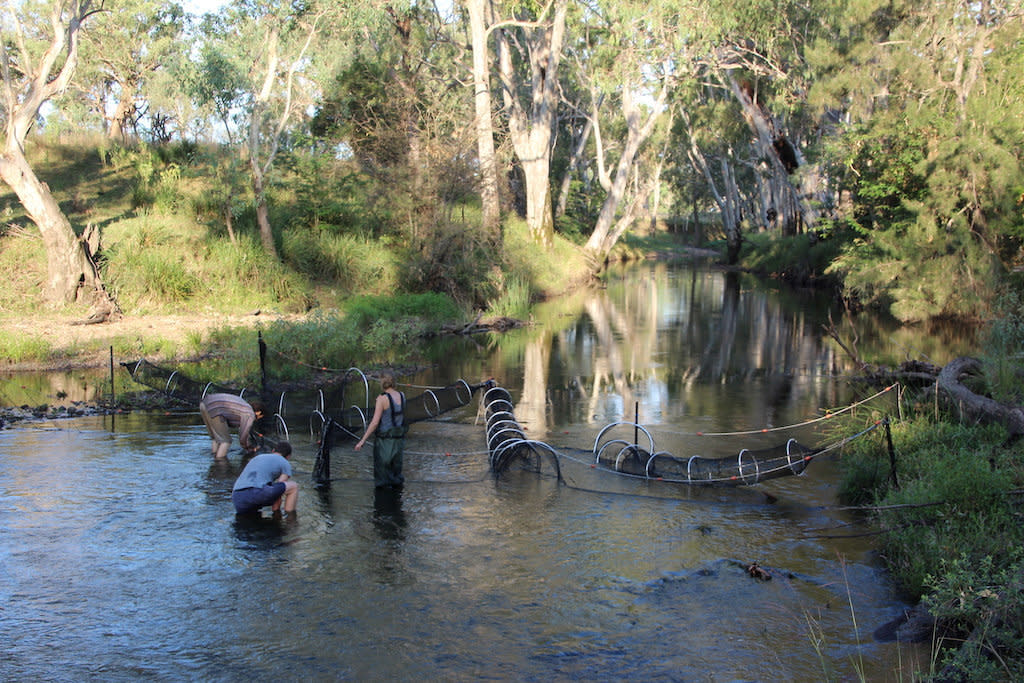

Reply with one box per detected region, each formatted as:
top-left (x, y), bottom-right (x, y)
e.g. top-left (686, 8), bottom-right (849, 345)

top-left (478, 381), bottom-right (874, 486)
top-left (121, 358), bottom-right (250, 405)
top-left (123, 358), bottom-right (486, 484)
top-left (592, 438), bottom-right (819, 485)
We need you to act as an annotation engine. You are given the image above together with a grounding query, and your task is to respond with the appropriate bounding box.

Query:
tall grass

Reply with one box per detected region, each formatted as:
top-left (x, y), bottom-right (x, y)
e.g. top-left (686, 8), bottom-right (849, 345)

top-left (501, 217), bottom-right (590, 299)
top-left (0, 328), bottom-right (53, 363)
top-left (838, 404), bottom-right (1024, 679)
top-left (281, 228), bottom-right (397, 296)
top-left (101, 215), bottom-right (311, 313)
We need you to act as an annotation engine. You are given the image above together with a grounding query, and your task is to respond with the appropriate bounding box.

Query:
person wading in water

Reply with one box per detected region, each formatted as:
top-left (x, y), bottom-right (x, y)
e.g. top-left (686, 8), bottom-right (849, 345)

top-left (355, 372), bottom-right (407, 488)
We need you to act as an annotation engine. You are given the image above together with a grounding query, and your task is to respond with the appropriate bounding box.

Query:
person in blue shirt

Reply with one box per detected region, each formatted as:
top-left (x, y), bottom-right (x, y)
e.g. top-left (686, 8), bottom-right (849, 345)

top-left (231, 442), bottom-right (298, 515)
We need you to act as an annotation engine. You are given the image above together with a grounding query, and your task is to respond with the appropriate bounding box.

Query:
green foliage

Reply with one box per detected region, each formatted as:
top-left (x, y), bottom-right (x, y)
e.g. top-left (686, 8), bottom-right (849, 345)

top-left (281, 228), bottom-right (397, 296)
top-left (840, 414), bottom-right (1023, 599)
top-left (278, 143), bottom-right (375, 232)
top-left (740, 231), bottom-right (844, 286)
top-left (924, 550), bottom-right (1024, 681)
top-left (814, 3), bottom-right (1024, 323)
top-left (0, 328), bottom-right (53, 363)
top-left (486, 275), bottom-right (532, 320)
top-left (239, 294), bottom-right (463, 372)
top-left (101, 215), bottom-right (310, 313)
top-left (110, 334), bottom-right (183, 361)
top-left (402, 221), bottom-right (499, 309)
top-left (343, 292), bottom-right (462, 328)
top-left (981, 290), bottom-right (1024, 404)
top-left (501, 217), bottom-right (590, 299)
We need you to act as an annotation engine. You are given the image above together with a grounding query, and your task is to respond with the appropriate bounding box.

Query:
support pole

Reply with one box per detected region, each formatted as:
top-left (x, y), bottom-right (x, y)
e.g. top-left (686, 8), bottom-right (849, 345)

top-left (109, 346), bottom-right (115, 405)
top-left (634, 402), bottom-right (639, 450)
top-left (258, 330), bottom-right (267, 397)
top-left (884, 418), bottom-right (899, 490)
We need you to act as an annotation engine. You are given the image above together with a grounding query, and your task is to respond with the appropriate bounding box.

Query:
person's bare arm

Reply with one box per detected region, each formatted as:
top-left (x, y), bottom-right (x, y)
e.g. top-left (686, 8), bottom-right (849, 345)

top-left (354, 395), bottom-right (388, 450)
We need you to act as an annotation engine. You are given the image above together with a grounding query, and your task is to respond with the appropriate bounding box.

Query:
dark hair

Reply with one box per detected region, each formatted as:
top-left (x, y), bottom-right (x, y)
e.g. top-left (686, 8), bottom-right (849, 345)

top-left (276, 441), bottom-right (293, 458)
top-left (250, 400), bottom-right (267, 415)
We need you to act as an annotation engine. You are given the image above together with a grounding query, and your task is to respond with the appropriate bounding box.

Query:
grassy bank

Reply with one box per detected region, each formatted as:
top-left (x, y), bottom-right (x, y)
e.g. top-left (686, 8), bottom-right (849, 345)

top-left (0, 141), bottom-right (593, 368)
top-left (837, 300), bottom-right (1024, 679)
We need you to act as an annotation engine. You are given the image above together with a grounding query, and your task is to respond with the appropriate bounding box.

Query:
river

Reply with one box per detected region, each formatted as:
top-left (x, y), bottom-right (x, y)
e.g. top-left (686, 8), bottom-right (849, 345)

top-left (0, 262), bottom-right (976, 681)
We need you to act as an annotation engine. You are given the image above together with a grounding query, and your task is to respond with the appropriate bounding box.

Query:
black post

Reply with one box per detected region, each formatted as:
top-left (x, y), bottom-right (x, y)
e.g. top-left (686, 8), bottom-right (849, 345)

top-left (109, 346), bottom-right (115, 405)
top-left (884, 418), bottom-right (899, 490)
top-left (634, 401), bottom-right (639, 448)
top-left (258, 331), bottom-right (267, 396)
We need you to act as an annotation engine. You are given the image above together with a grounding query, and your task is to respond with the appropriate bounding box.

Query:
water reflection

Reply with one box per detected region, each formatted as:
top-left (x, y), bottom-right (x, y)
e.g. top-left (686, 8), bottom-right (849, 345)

top-left (372, 486), bottom-right (407, 541)
top-left (0, 262), bottom-right (979, 680)
top-left (231, 512), bottom-right (291, 548)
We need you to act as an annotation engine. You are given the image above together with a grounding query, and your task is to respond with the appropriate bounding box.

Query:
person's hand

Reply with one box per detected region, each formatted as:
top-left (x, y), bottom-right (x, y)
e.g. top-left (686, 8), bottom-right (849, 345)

top-left (354, 441), bottom-right (364, 451)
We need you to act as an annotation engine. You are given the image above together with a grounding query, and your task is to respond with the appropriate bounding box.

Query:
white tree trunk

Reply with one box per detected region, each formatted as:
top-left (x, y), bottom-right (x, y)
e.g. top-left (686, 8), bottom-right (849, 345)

top-left (466, 0), bottom-right (501, 236)
top-left (584, 85), bottom-right (668, 261)
top-left (495, 0), bottom-right (568, 248)
top-left (0, 0), bottom-right (117, 315)
top-left (0, 145), bottom-right (108, 307)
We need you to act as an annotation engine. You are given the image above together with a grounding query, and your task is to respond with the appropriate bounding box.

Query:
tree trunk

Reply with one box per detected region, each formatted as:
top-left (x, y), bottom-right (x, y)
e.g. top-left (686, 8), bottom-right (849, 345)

top-left (495, 0), bottom-right (568, 249)
top-left (938, 357), bottom-right (1024, 441)
top-left (0, 146), bottom-right (114, 312)
top-left (725, 73), bottom-right (819, 235)
top-left (554, 113), bottom-right (594, 219)
top-left (521, 154), bottom-right (554, 248)
top-left (584, 86), bottom-right (667, 261)
top-left (107, 89), bottom-right (136, 143)
top-left (467, 0), bottom-right (501, 237)
top-left (0, 0), bottom-right (117, 316)
top-left (250, 159), bottom-right (278, 258)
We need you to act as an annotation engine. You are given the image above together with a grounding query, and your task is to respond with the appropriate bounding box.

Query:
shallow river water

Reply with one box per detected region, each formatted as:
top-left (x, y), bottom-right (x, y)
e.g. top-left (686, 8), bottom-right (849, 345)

top-left (1, 263), bottom-right (974, 681)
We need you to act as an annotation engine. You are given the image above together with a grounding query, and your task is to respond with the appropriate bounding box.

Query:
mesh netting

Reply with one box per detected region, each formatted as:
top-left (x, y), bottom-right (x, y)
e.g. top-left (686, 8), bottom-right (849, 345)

top-left (484, 385), bottom-right (563, 479)
top-left (592, 438), bottom-right (818, 485)
top-left (123, 358), bottom-right (485, 480)
top-left (482, 382), bottom-right (832, 486)
top-left (121, 358), bottom-right (251, 404)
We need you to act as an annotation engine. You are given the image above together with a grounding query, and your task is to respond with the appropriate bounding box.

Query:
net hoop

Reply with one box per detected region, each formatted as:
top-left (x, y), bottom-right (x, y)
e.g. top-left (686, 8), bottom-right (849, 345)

top-left (737, 448), bottom-right (759, 485)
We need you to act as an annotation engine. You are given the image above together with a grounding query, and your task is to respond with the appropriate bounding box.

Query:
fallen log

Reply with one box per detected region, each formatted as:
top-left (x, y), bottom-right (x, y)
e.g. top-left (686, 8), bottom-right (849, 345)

top-left (937, 356), bottom-right (1024, 443)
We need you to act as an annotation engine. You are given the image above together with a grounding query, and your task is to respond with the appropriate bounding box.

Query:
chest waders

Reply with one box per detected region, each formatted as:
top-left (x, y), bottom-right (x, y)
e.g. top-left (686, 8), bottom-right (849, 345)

top-left (373, 391), bottom-right (407, 488)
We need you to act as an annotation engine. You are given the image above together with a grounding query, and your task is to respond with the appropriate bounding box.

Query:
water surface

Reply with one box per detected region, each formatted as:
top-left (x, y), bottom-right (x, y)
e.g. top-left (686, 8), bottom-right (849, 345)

top-left (2, 262), bottom-right (973, 680)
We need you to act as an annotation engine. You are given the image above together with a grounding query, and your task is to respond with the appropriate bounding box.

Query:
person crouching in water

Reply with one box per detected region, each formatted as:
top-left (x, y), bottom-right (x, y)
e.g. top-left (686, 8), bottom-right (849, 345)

top-left (231, 442), bottom-right (298, 516)
top-left (354, 372), bottom-right (407, 488)
top-left (200, 393), bottom-right (265, 459)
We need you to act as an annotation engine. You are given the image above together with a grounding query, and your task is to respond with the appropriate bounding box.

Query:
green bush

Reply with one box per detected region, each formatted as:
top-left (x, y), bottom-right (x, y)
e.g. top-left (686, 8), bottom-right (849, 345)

top-left (924, 550), bottom-right (1024, 680)
top-left (840, 412), bottom-right (1024, 602)
top-left (982, 290), bottom-right (1024, 404)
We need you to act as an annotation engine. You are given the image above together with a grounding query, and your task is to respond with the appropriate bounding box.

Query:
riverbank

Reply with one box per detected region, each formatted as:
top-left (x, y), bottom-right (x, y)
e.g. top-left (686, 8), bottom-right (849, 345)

top-left (1, 310), bottom-right (301, 372)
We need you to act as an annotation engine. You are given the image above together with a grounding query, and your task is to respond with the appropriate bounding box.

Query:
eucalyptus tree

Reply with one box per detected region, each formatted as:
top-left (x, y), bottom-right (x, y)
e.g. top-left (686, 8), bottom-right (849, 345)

top-left (701, 0), bottom-right (827, 239)
top-left (0, 0), bottom-right (118, 316)
top-left (810, 0), bottom-right (1024, 321)
top-left (493, 0), bottom-right (569, 248)
top-left (76, 0), bottom-right (186, 142)
top-left (193, 0), bottom-right (336, 258)
top-left (465, 0), bottom-right (501, 235)
top-left (312, 4), bottom-right (477, 239)
top-left (574, 0), bottom-right (696, 265)
top-left (670, 80), bottom-right (760, 264)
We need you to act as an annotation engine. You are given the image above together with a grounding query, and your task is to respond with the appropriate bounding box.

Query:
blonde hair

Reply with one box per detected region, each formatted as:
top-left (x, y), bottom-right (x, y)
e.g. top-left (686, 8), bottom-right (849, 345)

top-left (380, 372), bottom-right (396, 390)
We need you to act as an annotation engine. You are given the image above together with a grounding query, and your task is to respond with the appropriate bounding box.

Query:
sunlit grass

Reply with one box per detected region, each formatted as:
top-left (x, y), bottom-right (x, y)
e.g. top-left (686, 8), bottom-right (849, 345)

top-left (0, 328), bottom-right (54, 363)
